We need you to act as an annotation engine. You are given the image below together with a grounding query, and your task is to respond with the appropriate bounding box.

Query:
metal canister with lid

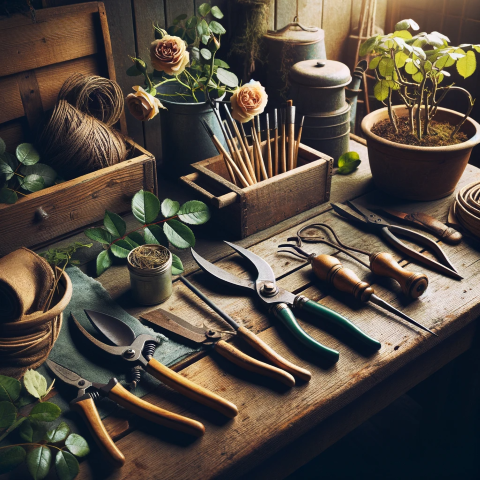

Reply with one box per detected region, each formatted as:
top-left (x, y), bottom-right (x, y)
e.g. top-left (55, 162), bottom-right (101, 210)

top-left (290, 59), bottom-right (352, 165)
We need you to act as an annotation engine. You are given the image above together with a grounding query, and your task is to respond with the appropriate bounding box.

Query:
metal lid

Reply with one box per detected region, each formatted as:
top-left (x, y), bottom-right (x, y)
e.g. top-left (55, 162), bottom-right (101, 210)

top-left (290, 59), bottom-right (352, 88)
top-left (264, 23), bottom-right (324, 45)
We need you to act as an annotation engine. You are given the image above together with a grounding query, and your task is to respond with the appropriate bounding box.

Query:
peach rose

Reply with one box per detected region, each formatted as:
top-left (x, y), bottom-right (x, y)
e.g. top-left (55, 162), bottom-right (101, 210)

top-left (126, 86), bottom-right (165, 121)
top-left (150, 36), bottom-right (190, 76)
top-left (230, 81), bottom-right (268, 123)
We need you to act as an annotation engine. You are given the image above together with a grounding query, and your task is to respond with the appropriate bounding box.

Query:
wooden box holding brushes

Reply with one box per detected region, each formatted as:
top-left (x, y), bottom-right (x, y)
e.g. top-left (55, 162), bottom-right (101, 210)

top-left (0, 3), bottom-right (157, 256)
top-left (181, 135), bottom-right (333, 238)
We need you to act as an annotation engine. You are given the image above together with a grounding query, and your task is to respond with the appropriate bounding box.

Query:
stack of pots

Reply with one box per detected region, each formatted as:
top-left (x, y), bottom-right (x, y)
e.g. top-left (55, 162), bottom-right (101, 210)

top-left (290, 59), bottom-right (352, 165)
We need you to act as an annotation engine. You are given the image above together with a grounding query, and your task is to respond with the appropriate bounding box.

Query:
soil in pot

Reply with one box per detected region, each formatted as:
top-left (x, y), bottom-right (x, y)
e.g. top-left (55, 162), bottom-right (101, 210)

top-left (372, 116), bottom-right (467, 147)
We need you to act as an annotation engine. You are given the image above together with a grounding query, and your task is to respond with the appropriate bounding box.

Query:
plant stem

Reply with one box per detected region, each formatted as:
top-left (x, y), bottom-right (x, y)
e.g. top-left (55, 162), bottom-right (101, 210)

top-left (387, 88), bottom-right (398, 133)
top-left (416, 78), bottom-right (426, 140)
top-left (0, 443), bottom-right (64, 452)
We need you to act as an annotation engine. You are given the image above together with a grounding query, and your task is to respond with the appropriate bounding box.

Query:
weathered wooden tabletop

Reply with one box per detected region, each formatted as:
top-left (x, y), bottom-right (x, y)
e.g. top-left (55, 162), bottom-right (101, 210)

top-left (62, 140), bottom-right (480, 479)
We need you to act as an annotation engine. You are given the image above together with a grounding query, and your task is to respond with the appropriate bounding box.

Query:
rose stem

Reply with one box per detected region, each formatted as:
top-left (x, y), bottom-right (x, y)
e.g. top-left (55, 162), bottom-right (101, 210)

top-left (274, 109), bottom-right (279, 176)
top-left (251, 126), bottom-right (268, 181)
top-left (294, 115), bottom-right (304, 169)
top-left (223, 120), bottom-right (254, 186)
top-left (223, 105), bottom-right (257, 184)
top-left (281, 109), bottom-right (287, 173)
top-left (286, 100), bottom-right (295, 171)
top-left (265, 113), bottom-right (273, 178)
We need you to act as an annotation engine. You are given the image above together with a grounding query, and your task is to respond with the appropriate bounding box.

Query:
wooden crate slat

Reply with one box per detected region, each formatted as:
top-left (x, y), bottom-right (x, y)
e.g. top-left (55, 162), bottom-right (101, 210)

top-left (0, 120), bottom-right (28, 150)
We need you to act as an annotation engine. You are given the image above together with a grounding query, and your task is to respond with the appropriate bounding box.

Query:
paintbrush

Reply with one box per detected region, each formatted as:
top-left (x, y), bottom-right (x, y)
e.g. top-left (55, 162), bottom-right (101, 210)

top-left (240, 122), bottom-right (257, 183)
top-left (286, 100), bottom-right (295, 171)
top-left (294, 115), bottom-right (304, 169)
top-left (251, 125), bottom-right (268, 181)
top-left (273, 109), bottom-right (279, 176)
top-left (201, 120), bottom-right (249, 188)
top-left (223, 119), bottom-right (254, 186)
top-left (251, 119), bottom-right (261, 180)
top-left (280, 109), bottom-right (286, 173)
top-left (265, 113), bottom-right (272, 178)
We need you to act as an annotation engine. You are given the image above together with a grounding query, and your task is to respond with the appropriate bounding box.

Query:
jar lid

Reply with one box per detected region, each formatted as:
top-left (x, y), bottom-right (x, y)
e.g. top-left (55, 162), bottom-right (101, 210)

top-left (264, 23), bottom-right (324, 45)
top-left (290, 59), bottom-right (351, 88)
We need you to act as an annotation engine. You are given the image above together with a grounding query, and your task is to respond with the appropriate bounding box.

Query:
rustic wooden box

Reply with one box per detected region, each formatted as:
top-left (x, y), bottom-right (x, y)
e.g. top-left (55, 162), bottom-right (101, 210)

top-left (181, 141), bottom-right (333, 238)
top-left (0, 2), bottom-right (157, 256)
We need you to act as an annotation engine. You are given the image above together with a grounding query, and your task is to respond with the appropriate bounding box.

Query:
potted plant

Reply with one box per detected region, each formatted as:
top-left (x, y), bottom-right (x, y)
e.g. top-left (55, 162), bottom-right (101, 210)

top-left (360, 19), bottom-right (480, 200)
top-left (124, 3), bottom-right (240, 176)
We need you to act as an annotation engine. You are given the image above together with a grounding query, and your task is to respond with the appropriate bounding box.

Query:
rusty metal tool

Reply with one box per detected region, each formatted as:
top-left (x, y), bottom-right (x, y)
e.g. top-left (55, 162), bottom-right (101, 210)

top-left (278, 241), bottom-right (436, 336)
top-left (72, 310), bottom-right (238, 418)
top-left (331, 201), bottom-right (462, 280)
top-left (46, 360), bottom-right (205, 468)
top-left (293, 222), bottom-right (429, 299)
top-left (381, 208), bottom-right (463, 245)
top-left (190, 243), bottom-right (381, 362)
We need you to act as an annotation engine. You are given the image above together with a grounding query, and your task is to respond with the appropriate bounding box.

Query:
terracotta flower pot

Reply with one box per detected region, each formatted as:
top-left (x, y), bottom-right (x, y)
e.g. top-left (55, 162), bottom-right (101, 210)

top-left (361, 106), bottom-right (480, 201)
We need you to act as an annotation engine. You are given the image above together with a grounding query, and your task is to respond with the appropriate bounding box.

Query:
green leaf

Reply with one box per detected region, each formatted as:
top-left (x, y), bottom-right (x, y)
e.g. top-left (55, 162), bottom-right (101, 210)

top-left (16, 143), bottom-right (40, 165)
top-left (209, 21), bottom-right (226, 35)
top-left (0, 375), bottom-right (21, 403)
top-left (214, 58), bottom-right (229, 68)
top-left (27, 446), bottom-right (51, 480)
top-left (0, 159), bottom-right (14, 180)
top-left (378, 57), bottom-right (394, 77)
top-left (373, 80), bottom-right (390, 101)
top-left (368, 55), bottom-right (382, 70)
top-left (132, 189), bottom-right (160, 224)
top-left (20, 164), bottom-right (57, 188)
top-left (124, 236), bottom-right (140, 248)
top-left (29, 402), bottom-right (61, 422)
top-left (20, 174), bottom-right (44, 192)
top-left (412, 70), bottom-right (424, 82)
top-left (55, 450), bottom-right (79, 480)
top-left (0, 187), bottom-right (17, 204)
top-left (186, 16), bottom-right (198, 29)
top-left (126, 65), bottom-right (142, 76)
top-left (393, 30), bottom-right (412, 39)
top-left (359, 35), bottom-right (379, 57)
top-left (457, 50), bottom-right (477, 79)
top-left (394, 19), bottom-right (419, 31)
top-left (127, 231), bottom-right (145, 246)
top-left (197, 18), bottom-right (209, 36)
top-left (171, 253), bottom-right (184, 275)
top-left (216, 67), bottom-right (239, 87)
top-left (19, 418), bottom-right (33, 442)
top-left (104, 210), bottom-right (126, 239)
top-left (0, 401), bottom-right (16, 429)
top-left (44, 421), bottom-right (70, 443)
top-left (200, 48), bottom-right (212, 61)
top-left (110, 240), bottom-right (133, 258)
top-left (144, 224), bottom-right (169, 246)
top-left (395, 51), bottom-right (408, 68)
top-left (23, 369), bottom-right (48, 399)
top-left (161, 198), bottom-right (180, 217)
top-left (65, 433), bottom-right (90, 457)
top-left (0, 138), bottom-right (5, 155)
top-left (211, 5), bottom-right (223, 18)
top-left (164, 219), bottom-right (195, 249)
top-left (84, 227), bottom-right (112, 244)
top-left (0, 416), bottom-right (26, 443)
top-left (405, 60), bottom-right (418, 75)
top-left (96, 249), bottom-right (112, 276)
top-left (201, 34), bottom-right (210, 45)
top-left (0, 446), bottom-right (26, 475)
top-left (198, 2), bottom-right (211, 16)
top-left (337, 151), bottom-right (361, 175)
top-left (177, 200), bottom-right (210, 225)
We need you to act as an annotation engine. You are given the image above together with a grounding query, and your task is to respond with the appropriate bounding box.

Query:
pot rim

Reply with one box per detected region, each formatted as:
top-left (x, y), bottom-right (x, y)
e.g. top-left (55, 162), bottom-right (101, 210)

top-left (361, 106), bottom-right (480, 152)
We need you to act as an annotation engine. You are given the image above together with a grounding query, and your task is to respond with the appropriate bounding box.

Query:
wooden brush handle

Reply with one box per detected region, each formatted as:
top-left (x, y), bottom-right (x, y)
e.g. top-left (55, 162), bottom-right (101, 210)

top-left (107, 382), bottom-right (205, 437)
top-left (369, 252), bottom-right (428, 299)
top-left (237, 326), bottom-right (311, 382)
top-left (146, 358), bottom-right (238, 418)
top-left (70, 396), bottom-right (125, 468)
top-left (287, 123), bottom-right (295, 171)
top-left (311, 254), bottom-right (374, 302)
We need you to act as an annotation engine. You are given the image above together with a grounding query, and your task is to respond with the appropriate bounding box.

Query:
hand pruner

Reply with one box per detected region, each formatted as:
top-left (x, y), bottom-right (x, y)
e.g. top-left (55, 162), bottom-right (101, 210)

top-left (72, 311), bottom-right (238, 418)
top-left (191, 242), bottom-right (381, 363)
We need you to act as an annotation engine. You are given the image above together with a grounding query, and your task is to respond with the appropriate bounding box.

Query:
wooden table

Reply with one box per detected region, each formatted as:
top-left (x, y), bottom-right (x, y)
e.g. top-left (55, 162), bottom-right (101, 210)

top-left (64, 140), bottom-right (480, 479)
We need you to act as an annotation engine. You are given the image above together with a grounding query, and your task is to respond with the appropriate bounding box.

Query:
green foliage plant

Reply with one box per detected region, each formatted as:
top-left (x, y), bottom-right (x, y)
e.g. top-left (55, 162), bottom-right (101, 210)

top-left (0, 370), bottom-right (89, 480)
top-left (84, 189), bottom-right (210, 276)
top-left (0, 138), bottom-right (62, 205)
top-left (360, 18), bottom-right (480, 141)
top-left (127, 3), bottom-right (239, 103)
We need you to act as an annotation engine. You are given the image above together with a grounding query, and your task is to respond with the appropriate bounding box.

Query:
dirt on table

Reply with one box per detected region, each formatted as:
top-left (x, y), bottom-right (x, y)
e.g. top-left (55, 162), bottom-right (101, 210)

top-left (371, 116), bottom-right (468, 147)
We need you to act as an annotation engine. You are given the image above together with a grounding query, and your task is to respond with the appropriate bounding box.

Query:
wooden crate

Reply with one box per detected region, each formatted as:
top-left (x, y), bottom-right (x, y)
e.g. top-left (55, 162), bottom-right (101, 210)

top-left (181, 141), bottom-right (333, 238)
top-left (0, 2), bottom-right (157, 256)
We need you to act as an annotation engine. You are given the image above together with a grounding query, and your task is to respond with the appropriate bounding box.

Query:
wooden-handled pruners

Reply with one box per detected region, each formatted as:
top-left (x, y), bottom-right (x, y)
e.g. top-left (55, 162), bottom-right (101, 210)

top-left (45, 359), bottom-right (205, 468)
top-left (191, 242), bottom-right (381, 363)
top-left (72, 311), bottom-right (238, 418)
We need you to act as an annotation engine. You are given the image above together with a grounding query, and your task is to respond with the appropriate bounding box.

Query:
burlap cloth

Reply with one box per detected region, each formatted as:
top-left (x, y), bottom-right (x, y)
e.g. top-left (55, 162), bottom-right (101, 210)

top-left (0, 248), bottom-right (72, 378)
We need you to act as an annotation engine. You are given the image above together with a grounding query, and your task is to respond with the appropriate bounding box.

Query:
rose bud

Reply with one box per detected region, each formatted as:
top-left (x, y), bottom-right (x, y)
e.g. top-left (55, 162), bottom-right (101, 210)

top-left (126, 86), bottom-right (166, 121)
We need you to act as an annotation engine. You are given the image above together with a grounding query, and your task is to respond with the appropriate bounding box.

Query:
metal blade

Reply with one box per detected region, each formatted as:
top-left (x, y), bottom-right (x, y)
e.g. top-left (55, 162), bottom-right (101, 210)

top-left (46, 359), bottom-right (91, 388)
top-left (191, 248), bottom-right (254, 292)
top-left (224, 241), bottom-right (276, 285)
top-left (85, 310), bottom-right (136, 347)
top-left (381, 208), bottom-right (409, 221)
top-left (369, 294), bottom-right (437, 336)
top-left (347, 201), bottom-right (392, 227)
top-left (330, 203), bottom-right (368, 224)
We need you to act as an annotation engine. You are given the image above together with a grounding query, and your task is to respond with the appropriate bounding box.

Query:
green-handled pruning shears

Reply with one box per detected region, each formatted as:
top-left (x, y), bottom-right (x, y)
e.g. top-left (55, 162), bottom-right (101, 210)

top-left (191, 242), bottom-right (381, 362)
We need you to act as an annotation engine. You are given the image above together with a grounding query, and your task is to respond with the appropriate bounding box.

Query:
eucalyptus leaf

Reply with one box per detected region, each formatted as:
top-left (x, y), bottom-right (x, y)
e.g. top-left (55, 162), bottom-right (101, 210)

top-left (44, 421), bottom-right (70, 443)
top-left (132, 189), bottom-right (160, 224)
top-left (211, 6), bottom-right (224, 19)
top-left (27, 446), bottom-right (51, 480)
top-left (0, 401), bottom-right (16, 429)
top-left (0, 375), bottom-right (21, 402)
top-left (209, 21), bottom-right (226, 35)
top-left (16, 143), bottom-right (40, 165)
top-left (29, 402), bottom-right (61, 422)
top-left (96, 249), bottom-right (112, 276)
top-left (337, 152), bottom-right (361, 175)
top-left (216, 67), bottom-right (238, 87)
top-left (20, 164), bottom-right (57, 188)
top-left (161, 198), bottom-right (180, 217)
top-left (200, 48), bottom-right (212, 61)
top-left (198, 2), bottom-right (211, 16)
top-left (65, 433), bottom-right (90, 457)
top-left (110, 240), bottom-right (133, 258)
top-left (84, 227), bottom-right (113, 245)
top-left (177, 200), bottom-right (210, 225)
top-left (171, 254), bottom-right (184, 275)
top-left (0, 152), bottom-right (17, 180)
top-left (0, 446), bottom-right (26, 475)
top-left (23, 370), bottom-right (48, 399)
top-left (0, 187), bottom-right (17, 204)
top-left (20, 174), bottom-right (44, 193)
top-left (104, 210), bottom-right (126, 239)
top-left (164, 219), bottom-right (195, 249)
top-left (55, 450), bottom-right (79, 480)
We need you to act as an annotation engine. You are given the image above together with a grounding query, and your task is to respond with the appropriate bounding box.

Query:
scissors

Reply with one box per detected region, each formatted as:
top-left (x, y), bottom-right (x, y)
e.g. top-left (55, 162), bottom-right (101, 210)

top-left (330, 201), bottom-right (462, 280)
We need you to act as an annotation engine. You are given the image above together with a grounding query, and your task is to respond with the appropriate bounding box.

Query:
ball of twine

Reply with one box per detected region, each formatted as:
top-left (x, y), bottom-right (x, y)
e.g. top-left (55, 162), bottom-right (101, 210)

top-left (453, 180), bottom-right (480, 238)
